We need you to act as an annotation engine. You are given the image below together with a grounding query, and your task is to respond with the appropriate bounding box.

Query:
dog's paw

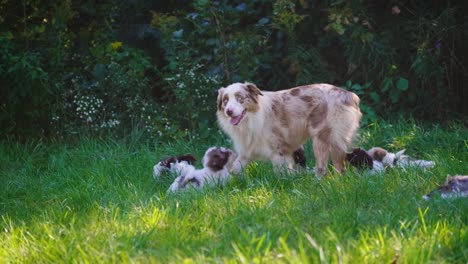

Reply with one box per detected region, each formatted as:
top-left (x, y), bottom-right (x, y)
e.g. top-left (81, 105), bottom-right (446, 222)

top-left (153, 162), bottom-right (167, 180)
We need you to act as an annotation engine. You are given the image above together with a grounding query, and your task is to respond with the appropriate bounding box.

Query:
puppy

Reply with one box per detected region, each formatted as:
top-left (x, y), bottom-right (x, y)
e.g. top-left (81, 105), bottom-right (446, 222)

top-left (346, 148), bottom-right (373, 169)
top-left (345, 148), bottom-right (385, 172)
top-left (168, 147), bottom-right (237, 192)
top-left (153, 154), bottom-right (197, 180)
top-left (217, 82), bottom-right (361, 175)
top-left (423, 175), bottom-right (468, 200)
top-left (292, 147), bottom-right (307, 168)
top-left (367, 147), bottom-right (435, 169)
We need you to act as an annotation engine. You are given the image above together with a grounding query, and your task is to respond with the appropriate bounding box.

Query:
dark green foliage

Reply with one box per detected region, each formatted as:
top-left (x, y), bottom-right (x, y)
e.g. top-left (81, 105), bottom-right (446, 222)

top-left (1, 0), bottom-right (467, 139)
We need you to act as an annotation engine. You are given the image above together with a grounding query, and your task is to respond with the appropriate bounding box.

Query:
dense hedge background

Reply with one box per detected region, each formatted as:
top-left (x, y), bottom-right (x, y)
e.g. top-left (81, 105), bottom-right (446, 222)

top-left (1, 0), bottom-right (467, 139)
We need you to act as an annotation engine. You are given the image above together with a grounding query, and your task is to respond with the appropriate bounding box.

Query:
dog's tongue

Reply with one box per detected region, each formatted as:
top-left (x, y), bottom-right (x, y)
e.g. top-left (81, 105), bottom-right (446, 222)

top-left (230, 115), bottom-right (243, 126)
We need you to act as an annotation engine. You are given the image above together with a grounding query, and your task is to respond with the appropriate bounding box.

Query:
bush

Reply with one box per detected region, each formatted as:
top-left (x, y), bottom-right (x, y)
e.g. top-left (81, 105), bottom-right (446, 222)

top-left (54, 44), bottom-right (157, 137)
top-left (1, 0), bottom-right (467, 139)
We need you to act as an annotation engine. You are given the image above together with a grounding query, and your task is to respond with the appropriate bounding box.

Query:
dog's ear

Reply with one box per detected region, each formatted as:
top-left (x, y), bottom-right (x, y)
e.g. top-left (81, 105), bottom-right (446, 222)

top-left (244, 82), bottom-right (263, 97)
top-left (368, 147), bottom-right (387, 162)
top-left (217, 87), bottom-right (225, 111)
top-left (395, 149), bottom-right (406, 158)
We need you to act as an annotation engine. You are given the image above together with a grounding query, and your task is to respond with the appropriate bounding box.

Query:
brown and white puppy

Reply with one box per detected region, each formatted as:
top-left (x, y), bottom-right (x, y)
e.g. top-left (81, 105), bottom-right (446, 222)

top-left (423, 175), bottom-right (468, 200)
top-left (217, 82), bottom-right (361, 175)
top-left (153, 154), bottom-right (197, 180)
top-left (168, 147), bottom-right (237, 192)
top-left (367, 147), bottom-right (435, 169)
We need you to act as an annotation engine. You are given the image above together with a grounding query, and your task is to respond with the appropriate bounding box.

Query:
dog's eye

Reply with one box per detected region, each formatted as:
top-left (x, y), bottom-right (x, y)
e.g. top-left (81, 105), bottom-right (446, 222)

top-left (223, 98), bottom-right (228, 105)
top-left (235, 95), bottom-right (244, 103)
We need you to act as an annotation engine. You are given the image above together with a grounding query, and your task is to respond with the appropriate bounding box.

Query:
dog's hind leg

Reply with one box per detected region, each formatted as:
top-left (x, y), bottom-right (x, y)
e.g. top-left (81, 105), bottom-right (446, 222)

top-left (312, 138), bottom-right (330, 176)
top-left (331, 145), bottom-right (346, 174)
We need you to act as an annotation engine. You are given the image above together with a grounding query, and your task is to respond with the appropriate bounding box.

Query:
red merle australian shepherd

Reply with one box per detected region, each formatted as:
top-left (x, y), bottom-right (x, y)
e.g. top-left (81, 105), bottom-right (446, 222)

top-left (217, 82), bottom-right (362, 176)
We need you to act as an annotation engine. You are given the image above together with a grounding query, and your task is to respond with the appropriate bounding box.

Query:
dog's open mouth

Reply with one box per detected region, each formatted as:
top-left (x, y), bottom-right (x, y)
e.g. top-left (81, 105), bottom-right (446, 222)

top-left (230, 110), bottom-right (246, 126)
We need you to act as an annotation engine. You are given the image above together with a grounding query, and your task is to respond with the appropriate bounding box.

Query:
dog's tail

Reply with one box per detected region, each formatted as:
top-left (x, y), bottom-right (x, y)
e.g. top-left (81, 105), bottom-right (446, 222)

top-left (331, 91), bottom-right (362, 153)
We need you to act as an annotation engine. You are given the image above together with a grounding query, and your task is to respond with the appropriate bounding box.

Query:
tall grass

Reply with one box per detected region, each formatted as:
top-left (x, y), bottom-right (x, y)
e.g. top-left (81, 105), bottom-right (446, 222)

top-left (0, 120), bottom-right (467, 263)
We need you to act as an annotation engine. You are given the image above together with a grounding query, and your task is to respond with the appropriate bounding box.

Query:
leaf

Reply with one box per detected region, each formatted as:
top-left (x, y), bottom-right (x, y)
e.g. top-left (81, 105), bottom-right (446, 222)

top-left (235, 3), bottom-right (246, 12)
top-left (396, 77), bottom-right (409, 91)
top-left (362, 82), bottom-right (372, 89)
top-left (92, 64), bottom-right (106, 80)
top-left (257, 17), bottom-right (269, 26)
top-left (345, 80), bottom-right (352, 88)
top-left (351, 84), bottom-right (361, 91)
top-left (369, 92), bottom-right (380, 104)
top-left (172, 29), bottom-right (183, 38)
top-left (206, 38), bottom-right (218, 46)
top-left (390, 90), bottom-right (401, 103)
top-left (381, 78), bottom-right (393, 92)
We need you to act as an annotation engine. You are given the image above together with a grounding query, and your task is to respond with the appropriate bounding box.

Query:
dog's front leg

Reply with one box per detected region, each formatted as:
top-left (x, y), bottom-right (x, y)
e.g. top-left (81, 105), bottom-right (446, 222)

top-left (271, 154), bottom-right (296, 173)
top-left (232, 156), bottom-right (249, 174)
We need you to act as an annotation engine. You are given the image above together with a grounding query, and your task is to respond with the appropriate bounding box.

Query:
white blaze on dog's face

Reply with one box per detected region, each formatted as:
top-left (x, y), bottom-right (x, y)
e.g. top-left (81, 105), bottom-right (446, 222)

top-left (217, 82), bottom-right (263, 126)
top-left (202, 147), bottom-right (237, 172)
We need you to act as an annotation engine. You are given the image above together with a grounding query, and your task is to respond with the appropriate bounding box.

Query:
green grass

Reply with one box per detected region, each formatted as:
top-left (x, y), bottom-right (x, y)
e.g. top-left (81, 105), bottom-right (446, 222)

top-left (1, 120), bottom-right (467, 263)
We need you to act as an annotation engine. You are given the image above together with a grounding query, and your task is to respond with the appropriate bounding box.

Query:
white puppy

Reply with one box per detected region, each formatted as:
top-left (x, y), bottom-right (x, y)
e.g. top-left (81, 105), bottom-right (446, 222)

top-left (168, 147), bottom-right (237, 192)
top-left (367, 147), bottom-right (435, 169)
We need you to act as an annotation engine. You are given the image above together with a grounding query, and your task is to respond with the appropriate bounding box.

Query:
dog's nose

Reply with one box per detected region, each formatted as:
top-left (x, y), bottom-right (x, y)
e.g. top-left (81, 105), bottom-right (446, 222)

top-left (226, 109), bottom-right (233, 117)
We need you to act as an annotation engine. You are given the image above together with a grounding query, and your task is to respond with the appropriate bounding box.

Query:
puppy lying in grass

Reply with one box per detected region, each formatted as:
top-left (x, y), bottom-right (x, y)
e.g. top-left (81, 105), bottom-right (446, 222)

top-left (346, 147), bottom-right (435, 173)
top-left (153, 154), bottom-right (197, 180)
top-left (168, 147), bottom-right (237, 192)
top-left (367, 147), bottom-right (435, 169)
top-left (345, 148), bottom-right (384, 172)
top-left (423, 175), bottom-right (468, 200)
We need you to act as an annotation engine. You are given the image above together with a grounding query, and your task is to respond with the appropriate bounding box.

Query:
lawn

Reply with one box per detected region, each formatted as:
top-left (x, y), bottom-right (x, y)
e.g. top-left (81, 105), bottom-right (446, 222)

top-left (0, 120), bottom-right (467, 263)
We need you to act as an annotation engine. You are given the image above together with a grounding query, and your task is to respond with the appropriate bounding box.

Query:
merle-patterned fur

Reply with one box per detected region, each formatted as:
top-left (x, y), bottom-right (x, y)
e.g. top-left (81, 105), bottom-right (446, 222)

top-left (423, 175), bottom-right (468, 199)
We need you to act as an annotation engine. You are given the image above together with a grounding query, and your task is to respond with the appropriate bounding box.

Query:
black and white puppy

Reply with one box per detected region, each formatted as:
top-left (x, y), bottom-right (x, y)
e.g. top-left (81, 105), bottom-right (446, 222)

top-left (168, 147), bottom-right (237, 192)
top-left (423, 175), bottom-right (468, 200)
top-left (346, 148), bottom-right (384, 172)
top-left (153, 154), bottom-right (197, 180)
top-left (292, 147), bottom-right (307, 168)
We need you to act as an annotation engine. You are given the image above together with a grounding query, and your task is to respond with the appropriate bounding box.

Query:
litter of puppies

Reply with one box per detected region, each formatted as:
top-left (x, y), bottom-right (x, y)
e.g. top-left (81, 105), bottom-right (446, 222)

top-left (154, 145), bottom-right (466, 200)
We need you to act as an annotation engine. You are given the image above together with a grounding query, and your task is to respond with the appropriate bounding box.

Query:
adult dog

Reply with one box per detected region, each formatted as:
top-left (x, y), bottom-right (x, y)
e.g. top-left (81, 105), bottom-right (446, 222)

top-left (217, 82), bottom-right (361, 175)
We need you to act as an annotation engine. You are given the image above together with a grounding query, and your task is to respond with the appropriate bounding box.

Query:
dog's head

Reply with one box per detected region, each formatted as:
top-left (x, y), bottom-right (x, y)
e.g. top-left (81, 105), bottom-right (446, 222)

top-left (202, 147), bottom-right (237, 172)
top-left (217, 82), bottom-right (263, 126)
top-left (346, 148), bottom-right (373, 169)
top-left (367, 147), bottom-right (405, 167)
